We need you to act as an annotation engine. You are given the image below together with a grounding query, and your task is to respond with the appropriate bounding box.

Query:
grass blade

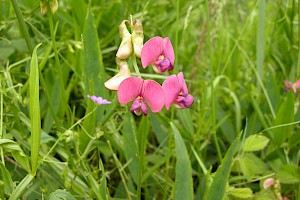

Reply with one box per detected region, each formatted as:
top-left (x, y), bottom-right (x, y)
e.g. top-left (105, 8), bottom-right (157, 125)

top-left (272, 91), bottom-right (294, 146)
top-left (9, 174), bottom-right (34, 200)
top-left (171, 122), bottom-right (194, 200)
top-left (29, 43), bottom-right (42, 175)
top-left (204, 135), bottom-right (240, 200)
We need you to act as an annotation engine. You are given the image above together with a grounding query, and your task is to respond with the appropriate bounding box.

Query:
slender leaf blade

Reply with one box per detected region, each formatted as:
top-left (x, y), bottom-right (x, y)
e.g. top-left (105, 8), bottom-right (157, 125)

top-left (171, 123), bottom-right (194, 200)
top-left (29, 43), bottom-right (42, 175)
top-left (204, 136), bottom-right (240, 200)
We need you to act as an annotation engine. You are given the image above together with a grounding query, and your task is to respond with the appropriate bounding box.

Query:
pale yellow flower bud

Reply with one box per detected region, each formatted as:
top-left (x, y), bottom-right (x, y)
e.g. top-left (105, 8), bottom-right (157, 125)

top-left (104, 59), bottom-right (131, 90)
top-left (50, 0), bottom-right (58, 14)
top-left (131, 20), bottom-right (144, 58)
top-left (116, 20), bottom-right (133, 59)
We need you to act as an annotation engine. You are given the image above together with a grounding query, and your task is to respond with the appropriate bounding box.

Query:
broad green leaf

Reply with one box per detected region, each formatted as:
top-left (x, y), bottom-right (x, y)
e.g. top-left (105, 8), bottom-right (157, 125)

top-left (227, 187), bottom-right (253, 198)
top-left (242, 134), bottom-right (269, 152)
top-left (234, 153), bottom-right (267, 176)
top-left (49, 189), bottom-right (76, 200)
top-left (122, 113), bottom-right (139, 183)
top-left (277, 163), bottom-right (300, 184)
top-left (272, 91), bottom-right (294, 146)
top-left (9, 174), bottom-right (34, 200)
top-left (0, 139), bottom-right (30, 173)
top-left (204, 136), bottom-right (240, 200)
top-left (0, 163), bottom-right (13, 196)
top-left (29, 43), bottom-right (42, 175)
top-left (171, 123), bottom-right (194, 200)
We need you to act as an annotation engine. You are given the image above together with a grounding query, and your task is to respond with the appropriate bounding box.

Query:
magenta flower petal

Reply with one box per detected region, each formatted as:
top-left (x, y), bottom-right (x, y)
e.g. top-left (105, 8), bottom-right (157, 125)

top-left (177, 72), bottom-right (189, 94)
top-left (118, 77), bottom-right (143, 104)
top-left (141, 36), bottom-right (164, 68)
top-left (162, 74), bottom-right (182, 110)
top-left (141, 80), bottom-right (165, 112)
top-left (162, 37), bottom-right (175, 67)
top-left (87, 95), bottom-right (111, 105)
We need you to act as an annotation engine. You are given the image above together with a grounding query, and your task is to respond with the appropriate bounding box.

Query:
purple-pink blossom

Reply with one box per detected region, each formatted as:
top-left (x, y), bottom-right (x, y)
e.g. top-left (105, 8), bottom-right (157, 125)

top-left (141, 36), bottom-right (175, 73)
top-left (87, 95), bottom-right (111, 105)
top-left (162, 72), bottom-right (194, 110)
top-left (118, 77), bottom-right (165, 115)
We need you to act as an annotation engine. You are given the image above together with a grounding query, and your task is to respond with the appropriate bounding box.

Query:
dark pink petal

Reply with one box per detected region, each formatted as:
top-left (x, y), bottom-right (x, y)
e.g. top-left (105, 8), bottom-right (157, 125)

top-left (87, 95), bottom-right (111, 104)
top-left (141, 101), bottom-right (148, 115)
top-left (162, 37), bottom-right (175, 67)
top-left (142, 80), bottom-right (165, 112)
top-left (141, 36), bottom-right (164, 68)
top-left (177, 72), bottom-right (188, 94)
top-left (162, 74), bottom-right (182, 110)
top-left (118, 77), bottom-right (143, 104)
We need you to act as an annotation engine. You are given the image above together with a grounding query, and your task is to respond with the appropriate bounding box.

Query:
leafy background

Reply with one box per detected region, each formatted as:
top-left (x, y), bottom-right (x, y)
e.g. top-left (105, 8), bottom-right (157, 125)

top-left (0, 0), bottom-right (299, 199)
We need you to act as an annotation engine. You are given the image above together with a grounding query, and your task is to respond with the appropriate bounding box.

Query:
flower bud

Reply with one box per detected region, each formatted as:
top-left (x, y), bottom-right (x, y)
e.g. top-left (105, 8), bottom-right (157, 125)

top-left (131, 20), bottom-right (144, 58)
top-left (40, 0), bottom-right (48, 16)
top-left (104, 58), bottom-right (131, 90)
top-left (50, 0), bottom-right (58, 14)
top-left (116, 20), bottom-right (133, 59)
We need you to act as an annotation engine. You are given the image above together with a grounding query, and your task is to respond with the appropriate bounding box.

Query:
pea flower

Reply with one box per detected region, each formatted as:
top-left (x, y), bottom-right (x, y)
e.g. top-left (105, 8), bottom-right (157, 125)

top-left (141, 36), bottom-right (175, 73)
top-left (284, 79), bottom-right (300, 93)
top-left (162, 72), bottom-right (194, 109)
top-left (87, 95), bottom-right (111, 105)
top-left (104, 58), bottom-right (131, 90)
top-left (118, 77), bottom-right (165, 116)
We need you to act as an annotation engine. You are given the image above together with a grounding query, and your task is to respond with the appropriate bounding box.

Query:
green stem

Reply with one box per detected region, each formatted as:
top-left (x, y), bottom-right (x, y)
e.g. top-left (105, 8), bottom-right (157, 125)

top-left (132, 54), bottom-right (142, 78)
top-left (11, 0), bottom-right (34, 54)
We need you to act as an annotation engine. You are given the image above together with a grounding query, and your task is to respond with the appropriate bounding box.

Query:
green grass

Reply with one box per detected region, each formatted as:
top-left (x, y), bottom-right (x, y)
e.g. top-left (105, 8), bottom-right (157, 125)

top-left (0, 0), bottom-right (300, 199)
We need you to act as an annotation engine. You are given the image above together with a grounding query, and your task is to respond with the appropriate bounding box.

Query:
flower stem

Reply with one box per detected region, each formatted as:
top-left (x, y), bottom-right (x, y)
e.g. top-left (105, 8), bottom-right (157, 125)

top-left (11, 0), bottom-right (34, 54)
top-left (132, 54), bottom-right (142, 78)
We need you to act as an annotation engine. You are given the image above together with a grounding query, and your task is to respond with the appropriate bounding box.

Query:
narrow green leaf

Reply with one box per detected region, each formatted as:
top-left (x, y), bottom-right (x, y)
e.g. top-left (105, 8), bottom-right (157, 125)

top-left (177, 109), bottom-right (194, 135)
top-left (0, 163), bottom-right (13, 196)
top-left (272, 91), bottom-right (294, 146)
top-left (204, 136), bottom-right (240, 200)
top-left (256, 0), bottom-right (265, 83)
top-left (122, 113), bottom-right (139, 183)
top-left (49, 189), bottom-right (76, 200)
top-left (171, 123), bottom-right (194, 200)
top-left (242, 134), bottom-right (269, 152)
top-left (87, 174), bottom-right (104, 200)
top-left (29, 43), bottom-right (42, 175)
top-left (80, 7), bottom-right (108, 152)
top-left (0, 139), bottom-right (30, 173)
top-left (9, 174), bottom-right (34, 200)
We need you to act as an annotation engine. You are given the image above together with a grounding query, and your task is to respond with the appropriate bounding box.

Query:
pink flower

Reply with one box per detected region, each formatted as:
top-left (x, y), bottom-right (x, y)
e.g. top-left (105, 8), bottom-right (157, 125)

top-left (284, 79), bottom-right (300, 93)
top-left (162, 72), bottom-right (194, 110)
top-left (118, 77), bottom-right (165, 116)
top-left (87, 95), bottom-right (111, 105)
top-left (141, 36), bottom-right (175, 73)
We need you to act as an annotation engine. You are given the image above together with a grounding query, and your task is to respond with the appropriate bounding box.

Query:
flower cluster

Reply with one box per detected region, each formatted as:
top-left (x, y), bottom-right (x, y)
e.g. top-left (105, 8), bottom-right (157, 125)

top-left (90, 18), bottom-right (194, 116)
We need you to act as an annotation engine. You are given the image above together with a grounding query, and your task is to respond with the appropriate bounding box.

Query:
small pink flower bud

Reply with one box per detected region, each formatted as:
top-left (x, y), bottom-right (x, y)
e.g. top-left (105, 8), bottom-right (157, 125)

top-left (104, 58), bottom-right (131, 90)
top-left (131, 20), bottom-right (144, 58)
top-left (263, 178), bottom-right (275, 189)
top-left (116, 20), bottom-right (133, 59)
